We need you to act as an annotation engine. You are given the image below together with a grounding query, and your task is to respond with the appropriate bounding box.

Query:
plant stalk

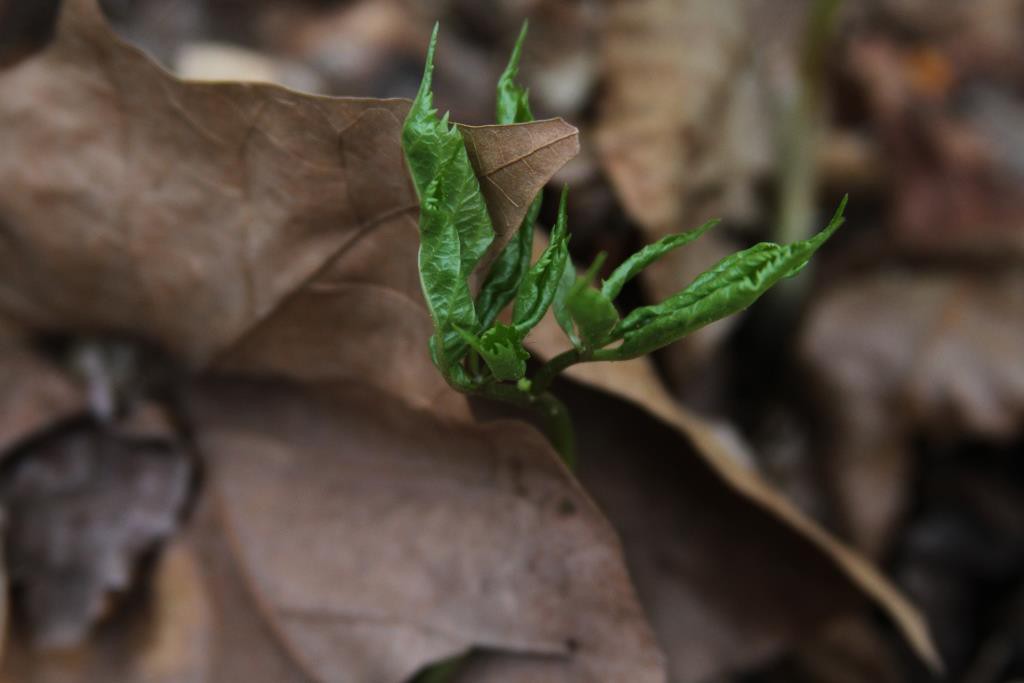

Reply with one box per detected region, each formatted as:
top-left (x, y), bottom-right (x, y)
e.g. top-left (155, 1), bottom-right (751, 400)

top-left (530, 348), bottom-right (584, 395)
top-left (474, 382), bottom-right (576, 468)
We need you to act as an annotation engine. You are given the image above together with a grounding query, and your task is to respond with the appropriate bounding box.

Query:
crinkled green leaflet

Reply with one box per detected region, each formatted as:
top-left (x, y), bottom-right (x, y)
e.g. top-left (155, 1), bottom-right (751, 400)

top-left (476, 21), bottom-right (541, 333)
top-left (553, 254), bottom-right (580, 347)
top-left (567, 287), bottom-right (619, 349)
top-left (496, 22), bottom-right (533, 124)
top-left (512, 186), bottom-right (570, 335)
top-left (554, 217), bottom-right (719, 350)
top-left (456, 323), bottom-right (530, 381)
top-left (403, 24), bottom-right (494, 386)
top-left (557, 251), bottom-right (614, 349)
top-left (600, 196), bottom-right (848, 360)
top-left (463, 188), bottom-right (567, 382)
top-left (402, 19), bottom-right (848, 481)
top-left (600, 218), bottom-right (721, 301)
top-left (553, 219), bottom-right (721, 351)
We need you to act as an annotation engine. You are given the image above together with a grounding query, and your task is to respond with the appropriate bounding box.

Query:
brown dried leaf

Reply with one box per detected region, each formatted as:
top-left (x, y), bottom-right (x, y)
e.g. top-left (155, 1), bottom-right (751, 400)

top-left (212, 106), bottom-right (468, 417)
top-left (0, 0), bottom-right (577, 392)
top-left (524, 304), bottom-right (941, 679)
top-left (800, 271), bottom-right (1024, 554)
top-left (568, 382), bottom-right (871, 682)
top-left (460, 120), bottom-right (580, 267)
top-left (0, 0), bottom-right (399, 367)
top-left (596, 0), bottom-right (753, 232)
top-left (192, 378), bottom-right (666, 683)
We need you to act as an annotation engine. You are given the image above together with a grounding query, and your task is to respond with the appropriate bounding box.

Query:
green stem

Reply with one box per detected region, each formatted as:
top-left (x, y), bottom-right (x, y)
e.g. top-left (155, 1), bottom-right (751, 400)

top-left (770, 0), bottom-right (842, 315)
top-left (474, 382), bottom-right (576, 468)
top-left (534, 392), bottom-right (575, 469)
top-left (530, 348), bottom-right (584, 395)
top-left (591, 346), bottom-right (623, 362)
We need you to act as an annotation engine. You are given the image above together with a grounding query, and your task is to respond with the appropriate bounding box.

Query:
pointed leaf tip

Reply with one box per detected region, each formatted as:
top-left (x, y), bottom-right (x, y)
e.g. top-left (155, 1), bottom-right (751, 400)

top-left (416, 23), bottom-right (440, 98)
top-left (601, 217), bottom-right (721, 301)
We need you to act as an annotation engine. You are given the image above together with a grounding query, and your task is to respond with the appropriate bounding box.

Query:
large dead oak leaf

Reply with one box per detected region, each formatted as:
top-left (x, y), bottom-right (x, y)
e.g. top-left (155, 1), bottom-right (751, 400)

top-left (0, 0), bottom-right (577, 386)
top-left (191, 380), bottom-right (664, 683)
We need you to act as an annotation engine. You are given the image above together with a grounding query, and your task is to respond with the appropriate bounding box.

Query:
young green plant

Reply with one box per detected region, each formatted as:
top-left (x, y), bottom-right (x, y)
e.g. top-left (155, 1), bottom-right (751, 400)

top-left (401, 22), bottom-right (847, 468)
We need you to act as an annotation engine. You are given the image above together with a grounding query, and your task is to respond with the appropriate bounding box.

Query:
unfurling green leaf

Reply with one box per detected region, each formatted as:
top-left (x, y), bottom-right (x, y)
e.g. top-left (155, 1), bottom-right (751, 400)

top-left (553, 258), bottom-right (580, 347)
top-left (402, 21), bottom-right (849, 472)
top-left (419, 174), bottom-right (475, 376)
top-left (512, 186), bottom-right (570, 334)
top-left (402, 24), bottom-right (494, 379)
top-left (457, 323), bottom-right (529, 381)
top-left (476, 21), bottom-right (540, 332)
top-left (600, 218), bottom-right (721, 301)
top-left (606, 197), bottom-right (847, 360)
top-left (571, 250), bottom-right (607, 296)
top-left (567, 287), bottom-right (619, 348)
top-left (561, 251), bottom-right (617, 349)
top-left (476, 201), bottom-right (538, 332)
top-left (496, 21), bottom-right (533, 125)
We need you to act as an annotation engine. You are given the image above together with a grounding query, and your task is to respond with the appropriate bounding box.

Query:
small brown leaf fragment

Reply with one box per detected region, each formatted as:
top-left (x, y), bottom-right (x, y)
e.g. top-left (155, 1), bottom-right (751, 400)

top-left (597, 0), bottom-right (751, 232)
top-left (193, 378), bottom-right (666, 683)
top-left (459, 119), bottom-right (580, 267)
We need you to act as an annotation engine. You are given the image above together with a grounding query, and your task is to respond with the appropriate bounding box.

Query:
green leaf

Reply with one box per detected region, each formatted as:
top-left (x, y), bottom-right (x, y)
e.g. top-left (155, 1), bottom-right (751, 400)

top-left (456, 324), bottom-right (529, 381)
top-left (475, 201), bottom-right (538, 332)
top-left (496, 21), bottom-right (533, 125)
top-left (567, 287), bottom-right (619, 348)
top-left (512, 186), bottom-right (570, 335)
top-left (610, 197), bottom-right (847, 360)
top-left (476, 21), bottom-right (540, 332)
top-left (418, 175), bottom-right (475, 376)
top-left (600, 218), bottom-right (720, 301)
top-left (571, 250), bottom-right (607, 296)
top-left (411, 655), bottom-right (468, 683)
top-left (561, 251), bottom-right (616, 348)
top-left (402, 24), bottom-right (495, 374)
top-left (552, 259), bottom-right (580, 347)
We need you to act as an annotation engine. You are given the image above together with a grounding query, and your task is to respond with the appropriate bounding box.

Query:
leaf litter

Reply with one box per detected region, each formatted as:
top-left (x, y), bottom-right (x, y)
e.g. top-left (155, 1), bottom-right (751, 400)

top-left (0, 1), bottom-right (949, 681)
